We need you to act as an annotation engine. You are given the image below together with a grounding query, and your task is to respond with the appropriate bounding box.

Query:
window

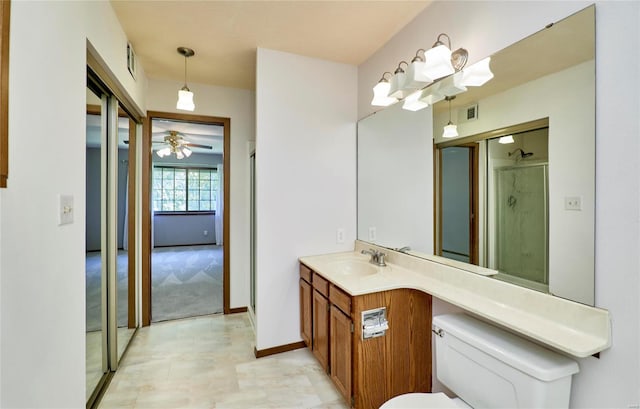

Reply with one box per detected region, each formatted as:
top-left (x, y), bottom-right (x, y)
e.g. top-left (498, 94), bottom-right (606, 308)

top-left (153, 167), bottom-right (219, 212)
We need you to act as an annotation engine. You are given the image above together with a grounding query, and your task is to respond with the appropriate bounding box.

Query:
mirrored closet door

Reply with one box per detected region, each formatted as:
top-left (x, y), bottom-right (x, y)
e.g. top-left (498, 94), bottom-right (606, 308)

top-left (86, 70), bottom-right (139, 406)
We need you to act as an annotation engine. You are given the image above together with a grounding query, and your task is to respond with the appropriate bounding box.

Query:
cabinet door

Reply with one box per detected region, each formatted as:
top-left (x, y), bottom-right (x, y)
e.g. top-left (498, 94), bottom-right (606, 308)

top-left (312, 289), bottom-right (330, 372)
top-left (300, 278), bottom-right (312, 347)
top-left (330, 305), bottom-right (352, 403)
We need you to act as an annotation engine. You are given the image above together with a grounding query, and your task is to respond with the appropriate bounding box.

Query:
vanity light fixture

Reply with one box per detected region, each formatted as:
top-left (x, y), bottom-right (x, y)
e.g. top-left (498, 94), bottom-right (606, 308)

top-left (461, 57), bottom-right (494, 87)
top-left (371, 72), bottom-right (398, 107)
top-left (402, 89), bottom-right (430, 111)
top-left (419, 81), bottom-right (445, 105)
top-left (423, 33), bottom-right (468, 81)
top-left (388, 61), bottom-right (411, 99)
top-left (404, 49), bottom-right (434, 89)
top-left (499, 135), bottom-right (515, 144)
top-left (176, 47), bottom-right (195, 111)
top-left (370, 33), bottom-right (471, 108)
top-left (442, 96), bottom-right (459, 138)
top-left (436, 71), bottom-right (467, 98)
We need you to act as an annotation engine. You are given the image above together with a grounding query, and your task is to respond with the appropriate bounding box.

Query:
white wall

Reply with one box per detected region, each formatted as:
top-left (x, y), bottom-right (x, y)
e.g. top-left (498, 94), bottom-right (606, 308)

top-left (0, 1), bottom-right (147, 407)
top-left (146, 78), bottom-right (255, 309)
top-left (255, 48), bottom-right (357, 350)
top-left (358, 1), bottom-right (640, 407)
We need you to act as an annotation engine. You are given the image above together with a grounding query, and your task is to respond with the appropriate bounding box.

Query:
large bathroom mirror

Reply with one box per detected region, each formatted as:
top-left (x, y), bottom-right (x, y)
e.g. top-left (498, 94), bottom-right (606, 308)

top-left (357, 5), bottom-right (595, 305)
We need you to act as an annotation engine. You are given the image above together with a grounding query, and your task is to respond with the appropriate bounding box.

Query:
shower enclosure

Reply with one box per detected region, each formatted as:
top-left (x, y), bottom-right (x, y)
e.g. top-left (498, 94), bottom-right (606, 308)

top-left (494, 163), bottom-right (548, 288)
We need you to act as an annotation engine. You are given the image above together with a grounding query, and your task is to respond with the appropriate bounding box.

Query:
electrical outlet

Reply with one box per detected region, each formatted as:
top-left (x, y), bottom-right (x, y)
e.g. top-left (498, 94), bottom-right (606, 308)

top-left (203, 230), bottom-right (208, 236)
top-left (336, 228), bottom-right (345, 244)
top-left (368, 227), bottom-right (377, 242)
top-left (564, 196), bottom-right (582, 211)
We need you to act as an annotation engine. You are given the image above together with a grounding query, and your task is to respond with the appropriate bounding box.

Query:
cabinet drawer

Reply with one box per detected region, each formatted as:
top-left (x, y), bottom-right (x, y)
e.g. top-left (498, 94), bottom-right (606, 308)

top-left (312, 273), bottom-right (329, 297)
top-left (300, 263), bottom-right (312, 283)
top-left (330, 284), bottom-right (351, 315)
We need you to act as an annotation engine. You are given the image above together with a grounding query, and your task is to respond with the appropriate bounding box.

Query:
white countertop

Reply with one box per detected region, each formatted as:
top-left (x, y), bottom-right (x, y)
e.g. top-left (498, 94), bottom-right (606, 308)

top-left (298, 242), bottom-right (611, 358)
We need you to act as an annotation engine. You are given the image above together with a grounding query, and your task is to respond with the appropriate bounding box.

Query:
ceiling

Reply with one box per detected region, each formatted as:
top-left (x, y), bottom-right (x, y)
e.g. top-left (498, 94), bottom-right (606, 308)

top-left (110, 0), bottom-right (431, 90)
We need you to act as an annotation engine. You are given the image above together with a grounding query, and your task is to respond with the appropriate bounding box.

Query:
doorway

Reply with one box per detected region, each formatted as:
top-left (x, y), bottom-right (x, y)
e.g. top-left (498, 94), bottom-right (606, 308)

top-left (438, 143), bottom-right (479, 265)
top-left (142, 112), bottom-right (231, 325)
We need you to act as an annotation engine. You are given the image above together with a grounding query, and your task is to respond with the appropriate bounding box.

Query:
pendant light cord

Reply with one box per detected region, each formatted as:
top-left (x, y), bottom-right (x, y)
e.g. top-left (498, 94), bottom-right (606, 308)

top-left (183, 55), bottom-right (188, 88)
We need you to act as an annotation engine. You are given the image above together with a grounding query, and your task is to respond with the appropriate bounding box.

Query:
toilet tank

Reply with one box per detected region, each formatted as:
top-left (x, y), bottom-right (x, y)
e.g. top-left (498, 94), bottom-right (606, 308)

top-left (434, 314), bottom-right (579, 408)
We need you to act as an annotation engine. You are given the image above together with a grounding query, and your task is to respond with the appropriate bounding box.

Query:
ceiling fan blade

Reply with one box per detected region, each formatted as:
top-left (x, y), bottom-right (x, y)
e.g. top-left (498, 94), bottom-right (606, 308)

top-left (184, 143), bottom-right (213, 149)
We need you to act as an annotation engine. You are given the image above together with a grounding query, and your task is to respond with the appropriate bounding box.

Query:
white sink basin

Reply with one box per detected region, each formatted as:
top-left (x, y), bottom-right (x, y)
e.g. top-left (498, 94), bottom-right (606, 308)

top-left (327, 259), bottom-right (379, 276)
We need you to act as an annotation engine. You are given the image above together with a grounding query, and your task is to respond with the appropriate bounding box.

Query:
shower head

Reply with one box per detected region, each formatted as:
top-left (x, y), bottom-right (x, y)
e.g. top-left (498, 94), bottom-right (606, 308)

top-left (508, 148), bottom-right (533, 159)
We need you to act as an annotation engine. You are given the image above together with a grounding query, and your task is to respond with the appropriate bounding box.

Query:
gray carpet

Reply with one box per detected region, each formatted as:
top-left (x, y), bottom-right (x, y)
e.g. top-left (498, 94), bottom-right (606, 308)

top-left (85, 245), bottom-right (223, 331)
top-left (151, 245), bottom-right (223, 322)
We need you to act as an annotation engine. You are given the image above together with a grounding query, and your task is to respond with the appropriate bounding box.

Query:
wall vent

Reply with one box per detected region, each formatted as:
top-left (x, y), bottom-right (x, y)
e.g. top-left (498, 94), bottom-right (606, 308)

top-left (127, 42), bottom-right (137, 80)
top-left (464, 103), bottom-right (479, 121)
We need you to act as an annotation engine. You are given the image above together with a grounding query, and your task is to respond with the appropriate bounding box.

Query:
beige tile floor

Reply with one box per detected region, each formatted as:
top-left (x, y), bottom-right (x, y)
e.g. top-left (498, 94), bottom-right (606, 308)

top-left (98, 313), bottom-right (348, 409)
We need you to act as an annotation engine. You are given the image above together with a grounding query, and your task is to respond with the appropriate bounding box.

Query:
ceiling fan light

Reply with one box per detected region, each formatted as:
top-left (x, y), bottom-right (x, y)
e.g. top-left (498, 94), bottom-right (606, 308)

top-left (423, 44), bottom-right (455, 81)
top-left (461, 57), bottom-right (494, 87)
top-left (442, 122), bottom-right (458, 138)
top-left (176, 150), bottom-right (185, 160)
top-left (176, 87), bottom-right (195, 111)
top-left (157, 147), bottom-right (171, 158)
top-left (182, 147), bottom-right (192, 157)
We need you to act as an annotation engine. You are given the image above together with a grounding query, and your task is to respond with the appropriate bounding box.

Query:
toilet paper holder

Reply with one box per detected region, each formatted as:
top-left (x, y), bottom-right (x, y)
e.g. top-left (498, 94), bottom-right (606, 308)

top-left (361, 307), bottom-right (389, 339)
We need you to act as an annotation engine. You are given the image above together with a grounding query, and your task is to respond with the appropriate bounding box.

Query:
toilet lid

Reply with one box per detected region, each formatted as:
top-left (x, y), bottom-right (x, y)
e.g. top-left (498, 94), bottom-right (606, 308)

top-left (380, 392), bottom-right (468, 409)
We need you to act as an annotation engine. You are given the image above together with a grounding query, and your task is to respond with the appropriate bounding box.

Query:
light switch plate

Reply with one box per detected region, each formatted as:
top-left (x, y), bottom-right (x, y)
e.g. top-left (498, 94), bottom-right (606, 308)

top-left (368, 227), bottom-right (377, 242)
top-left (58, 194), bottom-right (74, 225)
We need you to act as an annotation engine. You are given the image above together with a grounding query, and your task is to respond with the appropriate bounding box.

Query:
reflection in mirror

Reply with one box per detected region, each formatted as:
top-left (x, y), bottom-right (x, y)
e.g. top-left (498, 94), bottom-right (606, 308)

top-left (85, 87), bottom-right (107, 402)
top-left (117, 113), bottom-right (135, 361)
top-left (357, 103), bottom-right (433, 254)
top-left (488, 127), bottom-right (549, 291)
top-left (357, 5), bottom-right (595, 305)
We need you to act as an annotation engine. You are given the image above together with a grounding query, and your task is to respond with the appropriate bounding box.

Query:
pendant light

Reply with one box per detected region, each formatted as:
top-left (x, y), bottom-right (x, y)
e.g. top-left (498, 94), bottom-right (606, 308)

top-left (176, 47), bottom-right (195, 111)
top-left (442, 96), bottom-right (458, 138)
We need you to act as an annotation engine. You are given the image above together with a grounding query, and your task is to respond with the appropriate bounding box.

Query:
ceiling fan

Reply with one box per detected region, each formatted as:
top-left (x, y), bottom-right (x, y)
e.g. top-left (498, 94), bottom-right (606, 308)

top-left (153, 130), bottom-right (212, 159)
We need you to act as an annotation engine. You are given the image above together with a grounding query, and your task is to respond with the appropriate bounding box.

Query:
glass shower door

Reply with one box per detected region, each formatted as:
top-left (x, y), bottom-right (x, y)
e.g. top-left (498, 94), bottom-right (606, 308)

top-left (495, 164), bottom-right (548, 286)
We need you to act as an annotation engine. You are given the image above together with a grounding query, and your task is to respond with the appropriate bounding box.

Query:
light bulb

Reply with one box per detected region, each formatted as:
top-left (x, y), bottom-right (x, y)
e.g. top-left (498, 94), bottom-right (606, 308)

top-left (402, 90), bottom-right (429, 112)
top-left (371, 80), bottom-right (397, 107)
top-left (156, 147), bottom-right (170, 158)
top-left (176, 87), bottom-right (195, 111)
top-left (442, 123), bottom-right (458, 138)
top-left (423, 44), bottom-right (455, 80)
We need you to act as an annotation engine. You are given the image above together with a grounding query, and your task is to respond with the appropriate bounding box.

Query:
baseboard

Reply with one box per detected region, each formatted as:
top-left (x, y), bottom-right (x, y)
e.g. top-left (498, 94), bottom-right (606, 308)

top-left (228, 306), bottom-right (247, 314)
top-left (254, 341), bottom-right (306, 358)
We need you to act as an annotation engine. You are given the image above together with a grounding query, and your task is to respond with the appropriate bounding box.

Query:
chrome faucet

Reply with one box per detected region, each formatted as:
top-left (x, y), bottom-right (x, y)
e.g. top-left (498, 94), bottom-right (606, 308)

top-left (361, 248), bottom-right (387, 267)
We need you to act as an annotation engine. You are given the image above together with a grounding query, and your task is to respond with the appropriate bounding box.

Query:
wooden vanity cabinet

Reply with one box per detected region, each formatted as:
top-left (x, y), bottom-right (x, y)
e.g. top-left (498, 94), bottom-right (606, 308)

top-left (299, 264), bottom-right (312, 347)
top-left (312, 272), bottom-right (330, 371)
top-left (330, 296), bottom-right (352, 403)
top-left (300, 262), bottom-right (432, 409)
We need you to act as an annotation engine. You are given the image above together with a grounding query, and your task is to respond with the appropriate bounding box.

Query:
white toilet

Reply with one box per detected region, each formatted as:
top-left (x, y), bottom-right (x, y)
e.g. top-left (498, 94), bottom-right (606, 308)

top-left (381, 314), bottom-right (579, 408)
